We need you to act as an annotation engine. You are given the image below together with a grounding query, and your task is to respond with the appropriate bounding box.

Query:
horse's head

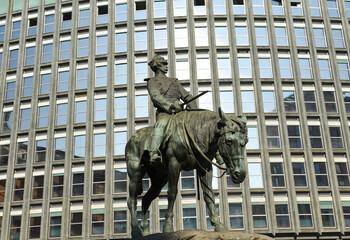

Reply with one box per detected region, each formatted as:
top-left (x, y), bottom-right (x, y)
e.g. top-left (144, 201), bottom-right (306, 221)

top-left (216, 108), bottom-right (248, 184)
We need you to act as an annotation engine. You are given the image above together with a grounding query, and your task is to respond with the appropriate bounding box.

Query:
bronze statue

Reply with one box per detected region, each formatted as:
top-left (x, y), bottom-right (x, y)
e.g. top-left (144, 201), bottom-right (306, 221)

top-left (125, 56), bottom-right (248, 238)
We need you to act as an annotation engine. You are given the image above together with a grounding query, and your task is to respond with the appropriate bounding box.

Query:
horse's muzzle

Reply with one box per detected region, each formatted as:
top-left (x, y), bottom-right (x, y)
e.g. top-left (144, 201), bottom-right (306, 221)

top-left (229, 168), bottom-right (246, 184)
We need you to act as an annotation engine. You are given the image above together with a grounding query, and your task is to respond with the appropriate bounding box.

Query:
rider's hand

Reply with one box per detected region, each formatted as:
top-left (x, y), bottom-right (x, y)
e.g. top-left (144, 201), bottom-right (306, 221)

top-left (170, 101), bottom-right (183, 113)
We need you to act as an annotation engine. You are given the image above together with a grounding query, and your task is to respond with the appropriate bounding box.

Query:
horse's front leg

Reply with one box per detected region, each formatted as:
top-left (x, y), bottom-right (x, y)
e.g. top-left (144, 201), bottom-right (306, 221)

top-left (163, 157), bottom-right (181, 233)
top-left (127, 159), bottom-right (143, 238)
top-left (200, 169), bottom-right (228, 232)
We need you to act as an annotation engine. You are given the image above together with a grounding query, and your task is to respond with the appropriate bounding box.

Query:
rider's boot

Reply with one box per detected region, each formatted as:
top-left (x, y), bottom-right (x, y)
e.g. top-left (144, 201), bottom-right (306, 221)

top-left (149, 133), bottom-right (166, 171)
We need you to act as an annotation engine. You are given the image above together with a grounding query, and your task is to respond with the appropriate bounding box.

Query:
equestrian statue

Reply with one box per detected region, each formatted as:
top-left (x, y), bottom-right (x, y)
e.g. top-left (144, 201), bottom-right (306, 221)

top-left (125, 55), bottom-right (248, 238)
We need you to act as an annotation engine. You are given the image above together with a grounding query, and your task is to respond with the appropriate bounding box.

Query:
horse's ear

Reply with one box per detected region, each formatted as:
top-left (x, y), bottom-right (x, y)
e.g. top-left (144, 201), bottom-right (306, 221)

top-left (218, 107), bottom-right (228, 124)
top-left (240, 115), bottom-right (247, 125)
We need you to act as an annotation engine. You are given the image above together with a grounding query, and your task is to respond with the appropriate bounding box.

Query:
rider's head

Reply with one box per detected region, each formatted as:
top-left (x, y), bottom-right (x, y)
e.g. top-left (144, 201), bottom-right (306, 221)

top-left (149, 55), bottom-right (168, 75)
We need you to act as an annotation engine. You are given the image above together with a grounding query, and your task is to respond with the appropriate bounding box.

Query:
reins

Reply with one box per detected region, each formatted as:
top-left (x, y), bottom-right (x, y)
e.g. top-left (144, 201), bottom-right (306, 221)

top-left (182, 111), bottom-right (227, 179)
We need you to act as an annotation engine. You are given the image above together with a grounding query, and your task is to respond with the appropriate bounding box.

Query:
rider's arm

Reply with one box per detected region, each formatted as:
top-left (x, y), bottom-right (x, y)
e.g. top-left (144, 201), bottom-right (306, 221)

top-left (177, 79), bottom-right (198, 109)
top-left (147, 79), bottom-right (174, 113)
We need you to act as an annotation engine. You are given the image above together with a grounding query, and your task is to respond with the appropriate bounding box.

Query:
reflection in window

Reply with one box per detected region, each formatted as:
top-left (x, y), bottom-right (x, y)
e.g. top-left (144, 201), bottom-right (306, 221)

top-left (49, 214), bottom-right (62, 238)
top-left (94, 99), bottom-right (107, 121)
top-left (241, 90), bottom-right (255, 113)
top-left (255, 26), bottom-right (268, 46)
top-left (327, 0), bottom-right (339, 18)
top-left (38, 105), bottom-right (49, 128)
top-left (320, 201), bottom-right (335, 227)
top-left (309, 125), bottom-right (323, 148)
top-left (181, 170), bottom-right (195, 190)
top-left (323, 91), bottom-right (337, 113)
top-left (229, 203), bottom-right (244, 229)
top-left (114, 208), bottom-right (127, 233)
top-left (9, 49), bottom-right (19, 69)
top-left (17, 141), bottom-right (28, 164)
top-left (293, 163), bottom-right (307, 186)
top-left (44, 14), bottom-right (54, 33)
top-left (52, 175), bottom-right (64, 198)
top-left (233, 0), bottom-right (245, 15)
top-left (332, 29), bottom-right (344, 48)
top-left (288, 125), bottom-right (302, 148)
top-left (346, 1), bottom-right (350, 18)
top-left (54, 137), bottom-right (66, 161)
top-left (314, 162), bottom-right (329, 186)
top-left (0, 24), bottom-right (4, 42)
top-left (43, 43), bottom-right (53, 63)
top-left (195, 26), bottom-right (208, 46)
top-left (12, 20), bottom-right (21, 39)
top-left (115, 63), bottom-right (127, 85)
top-left (259, 58), bottom-right (272, 78)
top-left (271, 0), bottom-right (283, 15)
top-left (32, 176), bottom-right (44, 199)
top-left (135, 1), bottom-right (146, 20)
top-left (217, 58), bottom-right (231, 78)
top-left (309, 0), bottom-right (321, 17)
top-left (79, 8), bottom-right (90, 27)
top-left (58, 71), bottom-right (69, 92)
top-left (299, 58), bottom-right (312, 79)
top-left (155, 29), bottom-right (167, 49)
top-left (291, 1), bottom-right (302, 16)
top-left (252, 203), bottom-right (267, 228)
top-left (2, 111), bottom-right (13, 133)
top-left (116, 32), bottom-right (127, 53)
top-left (97, 5), bottom-right (108, 24)
top-left (75, 101), bottom-right (87, 123)
top-left (96, 66), bottom-right (108, 87)
top-left (174, 0), bottom-right (187, 16)
top-left (26, 46), bottom-right (36, 66)
top-left (252, 0), bottom-right (264, 15)
top-left (13, 178), bottom-right (25, 201)
top-left (70, 211), bottom-right (83, 236)
top-left (266, 125), bottom-right (280, 148)
top-left (115, 97), bottom-right (127, 119)
top-left (294, 27), bottom-right (307, 47)
top-left (276, 203), bottom-right (290, 228)
top-left (213, 0), bottom-right (226, 14)
top-left (74, 135), bottom-right (85, 158)
top-left (275, 27), bottom-right (288, 46)
top-left (270, 162), bottom-right (285, 187)
top-left (313, 28), bottom-right (326, 47)
top-left (344, 92), bottom-right (350, 114)
top-left (92, 211), bottom-right (104, 235)
top-left (0, 144), bottom-right (9, 166)
top-left (215, 26), bottom-right (228, 46)
top-left (135, 62), bottom-right (148, 83)
top-left (135, 31), bottom-right (147, 51)
top-left (246, 126), bottom-right (259, 149)
top-left (182, 205), bottom-right (197, 229)
top-left (5, 81), bottom-right (15, 100)
top-left (114, 131), bottom-right (127, 155)
top-left (29, 215), bottom-right (41, 239)
top-left (175, 27), bottom-right (188, 48)
top-left (318, 59), bottom-right (332, 79)
top-left (199, 90), bottom-right (213, 110)
top-left (220, 90), bottom-right (234, 113)
top-left (283, 91), bottom-right (297, 112)
top-left (114, 168), bottom-right (127, 193)
top-left (194, 0), bottom-right (206, 15)
top-left (304, 91), bottom-right (318, 112)
top-left (72, 172), bottom-right (84, 196)
top-left (93, 170), bottom-right (105, 194)
top-left (56, 103), bottom-right (68, 126)
top-left (116, 3), bottom-right (127, 22)
top-left (94, 133), bottom-right (106, 157)
top-left (62, 11), bottom-right (72, 30)
top-left (335, 162), bottom-right (350, 186)
top-left (154, 0), bottom-right (166, 18)
top-left (197, 58), bottom-right (211, 79)
top-left (35, 139), bottom-right (46, 162)
top-left (329, 126), bottom-right (343, 148)
top-left (235, 26), bottom-right (248, 46)
top-left (262, 91), bottom-right (276, 112)
top-left (338, 60), bottom-right (350, 80)
top-left (96, 35), bottom-right (108, 55)
top-left (238, 57), bottom-right (251, 78)
top-left (176, 57), bottom-right (189, 80)
top-left (248, 162), bottom-right (263, 188)
top-left (20, 108), bottom-right (31, 130)
top-left (279, 57), bottom-right (293, 79)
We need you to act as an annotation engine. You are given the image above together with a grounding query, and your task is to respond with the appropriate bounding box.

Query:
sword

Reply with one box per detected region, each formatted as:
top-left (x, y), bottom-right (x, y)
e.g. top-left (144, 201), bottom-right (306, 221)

top-left (180, 90), bottom-right (208, 107)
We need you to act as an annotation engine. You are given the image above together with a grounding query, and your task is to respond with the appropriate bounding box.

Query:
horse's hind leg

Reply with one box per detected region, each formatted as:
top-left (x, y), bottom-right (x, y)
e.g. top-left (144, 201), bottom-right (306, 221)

top-left (127, 158), bottom-right (143, 238)
top-left (199, 169), bottom-right (228, 232)
top-left (141, 170), bottom-right (168, 235)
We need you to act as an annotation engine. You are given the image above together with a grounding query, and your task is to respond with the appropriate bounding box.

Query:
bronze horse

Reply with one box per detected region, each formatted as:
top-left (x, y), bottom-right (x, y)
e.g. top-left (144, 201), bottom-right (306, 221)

top-left (125, 108), bottom-right (248, 238)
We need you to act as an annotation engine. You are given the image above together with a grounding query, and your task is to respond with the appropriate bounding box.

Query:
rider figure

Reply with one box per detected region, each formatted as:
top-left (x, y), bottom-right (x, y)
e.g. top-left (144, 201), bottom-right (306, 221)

top-left (145, 55), bottom-right (197, 169)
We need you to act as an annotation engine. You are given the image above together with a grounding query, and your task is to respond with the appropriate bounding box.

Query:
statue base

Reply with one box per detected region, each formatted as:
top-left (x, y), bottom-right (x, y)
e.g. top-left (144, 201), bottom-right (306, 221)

top-left (125, 230), bottom-right (273, 240)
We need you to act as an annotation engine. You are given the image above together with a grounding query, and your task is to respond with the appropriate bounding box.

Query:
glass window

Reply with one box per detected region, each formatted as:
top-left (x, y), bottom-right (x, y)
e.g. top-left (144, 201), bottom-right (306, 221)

top-left (10, 216), bottom-right (22, 239)
top-left (299, 58), bottom-right (312, 79)
top-left (275, 27), bottom-right (288, 46)
top-left (44, 14), bottom-right (54, 33)
top-left (346, 1), bottom-right (350, 18)
top-left (283, 91), bottom-right (297, 112)
top-left (74, 135), bottom-right (85, 158)
top-left (96, 65), bottom-right (107, 87)
top-left (72, 172), bottom-right (84, 196)
top-left (0, 144), bottom-right (9, 166)
top-left (20, 108), bottom-right (31, 130)
top-left (154, 0), bottom-right (166, 18)
top-left (194, 0), bottom-right (206, 15)
top-left (114, 208), bottom-right (127, 233)
top-left (9, 49), bottom-right (19, 69)
top-left (197, 58), bottom-right (211, 79)
top-left (314, 162), bottom-right (329, 186)
top-left (270, 162), bottom-right (285, 187)
top-left (248, 163), bottom-right (263, 188)
top-left (70, 212), bottom-right (83, 236)
top-left (213, 0), bottom-right (226, 14)
top-left (329, 126), bottom-right (343, 148)
top-left (74, 101), bottom-right (87, 124)
top-left (135, 95), bottom-right (148, 118)
top-left (29, 216), bottom-right (41, 239)
top-left (241, 90), bottom-right (255, 113)
top-left (327, 0), bottom-right (339, 18)
top-left (114, 168), bottom-right (127, 193)
top-left (16, 141), bottom-right (28, 164)
top-left (182, 205), bottom-right (197, 229)
top-left (288, 125), bottom-right (302, 148)
top-left (96, 35), bottom-right (108, 55)
top-left (215, 26), bottom-right (228, 46)
top-left (32, 176), bottom-right (44, 199)
top-left (320, 201), bottom-right (335, 227)
top-left (93, 169), bottom-right (105, 194)
top-left (79, 8), bottom-right (90, 27)
top-left (323, 91), bottom-right (337, 113)
top-left (115, 63), bottom-right (127, 85)
top-left (235, 26), bottom-right (248, 46)
top-left (58, 71), bottom-right (69, 92)
top-left (252, 0), bottom-right (264, 15)
top-left (135, 1), bottom-right (146, 20)
top-left (255, 26), bottom-right (268, 46)
top-left (56, 103), bottom-right (68, 126)
top-left (335, 162), bottom-right (350, 186)
top-left (12, 20), bottom-right (21, 39)
top-left (318, 59), bottom-right (332, 79)
top-left (275, 204), bottom-right (290, 228)
top-left (220, 90), bottom-right (234, 113)
top-left (246, 126), bottom-right (259, 149)
top-left (116, 3), bottom-right (127, 22)
top-left (115, 97), bottom-right (127, 119)
top-left (279, 57), bottom-right (293, 79)
top-left (291, 1), bottom-right (303, 16)
top-left (266, 125), bottom-right (280, 148)
top-left (238, 57), bottom-right (252, 78)
top-left (343, 202), bottom-right (350, 227)
top-left (199, 90), bottom-right (213, 110)
top-left (5, 81), bottom-right (16, 100)
top-left (26, 46), bottom-right (36, 66)
top-left (92, 211), bottom-right (104, 235)
top-left (304, 90), bottom-right (318, 112)
top-left (94, 133), bottom-right (106, 157)
top-left (309, 125), bottom-right (323, 148)
top-left (0, 24), bottom-right (5, 42)
top-left (176, 57), bottom-right (190, 80)
top-left (78, 38), bottom-right (89, 58)
top-left (262, 91), bottom-right (276, 112)
top-left (155, 28), bottom-right (167, 49)
top-left (233, 0), bottom-right (245, 15)
top-left (0, 52), bottom-right (2, 69)
top-left (252, 203), bottom-right (267, 228)
top-left (338, 60), bottom-right (350, 80)
top-left (116, 32), bottom-right (127, 53)
top-left (181, 170), bottom-right (195, 190)
top-left (272, 0), bottom-right (283, 15)
top-left (135, 31), bottom-right (147, 51)
top-left (77, 68), bottom-right (88, 90)
top-left (38, 105), bottom-right (49, 128)
top-left (49, 215), bottom-right (61, 237)
top-left (0, 179), bottom-right (6, 201)
top-left (2, 111), bottom-right (13, 134)
top-left (94, 98), bottom-right (107, 121)
top-left (344, 92), bottom-right (350, 114)
top-left (97, 5), bottom-right (108, 24)
top-left (195, 26), bottom-right (208, 46)
top-left (332, 29), bottom-right (344, 48)
top-left (175, 27), bottom-right (188, 48)
top-left (114, 131), bottom-right (127, 155)
top-left (174, 0), bottom-right (187, 16)
top-left (54, 137), bottom-right (66, 161)
top-left (294, 27), bottom-right (307, 47)
top-left (35, 139), bottom-right (46, 162)
top-left (135, 62), bottom-right (148, 83)
top-left (258, 58), bottom-right (272, 78)
top-left (229, 203), bottom-right (244, 229)
top-left (43, 43), bottom-right (53, 63)
top-left (217, 58), bottom-right (231, 78)
top-left (313, 28), bottom-right (326, 47)
top-left (309, 0), bottom-right (321, 17)
top-left (293, 162), bottom-right (307, 186)
top-left (62, 11), bottom-right (72, 30)
top-left (52, 175), bottom-right (64, 198)
top-left (13, 178), bottom-right (25, 201)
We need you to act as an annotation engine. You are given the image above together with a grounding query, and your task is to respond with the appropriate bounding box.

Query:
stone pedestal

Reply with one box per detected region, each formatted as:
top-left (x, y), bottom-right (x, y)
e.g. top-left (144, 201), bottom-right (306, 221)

top-left (129, 230), bottom-right (274, 240)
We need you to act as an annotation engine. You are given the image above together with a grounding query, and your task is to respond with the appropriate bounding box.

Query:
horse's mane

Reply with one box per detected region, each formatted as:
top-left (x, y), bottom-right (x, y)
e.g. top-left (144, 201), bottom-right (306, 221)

top-left (181, 110), bottom-right (219, 153)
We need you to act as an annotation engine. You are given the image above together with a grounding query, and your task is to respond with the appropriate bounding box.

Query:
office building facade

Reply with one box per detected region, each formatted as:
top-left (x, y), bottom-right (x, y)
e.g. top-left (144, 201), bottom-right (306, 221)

top-left (0, 0), bottom-right (350, 239)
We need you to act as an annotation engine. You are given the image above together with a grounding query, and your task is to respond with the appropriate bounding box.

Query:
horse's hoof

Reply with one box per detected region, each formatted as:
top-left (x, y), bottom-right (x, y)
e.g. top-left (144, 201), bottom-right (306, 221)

top-left (131, 227), bottom-right (143, 238)
top-left (163, 223), bottom-right (174, 233)
top-left (214, 223), bottom-right (228, 232)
